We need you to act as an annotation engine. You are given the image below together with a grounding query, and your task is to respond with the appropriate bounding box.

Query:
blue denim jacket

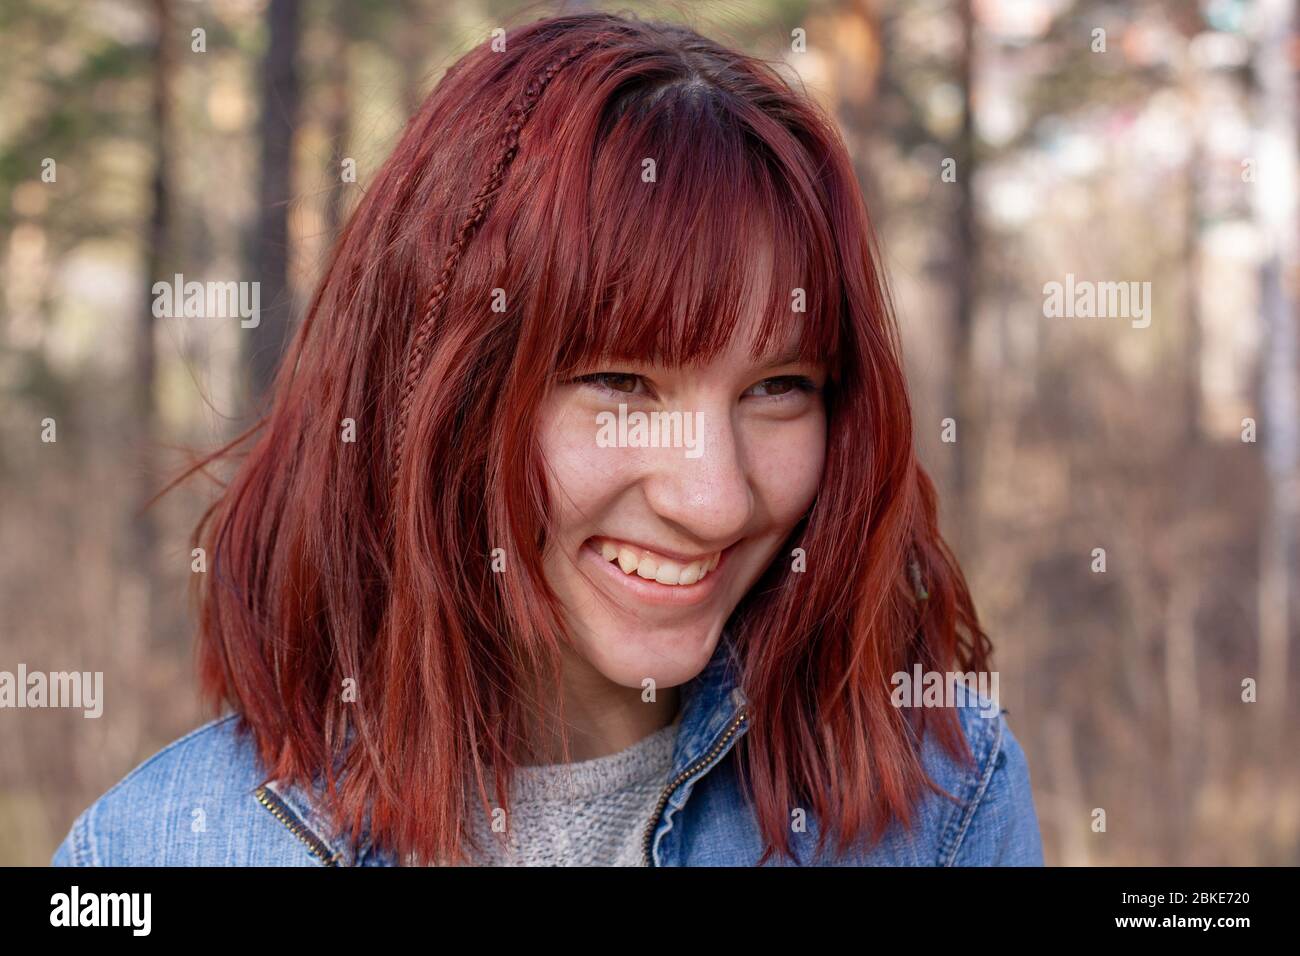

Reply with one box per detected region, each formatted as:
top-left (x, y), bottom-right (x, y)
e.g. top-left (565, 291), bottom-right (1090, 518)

top-left (52, 637), bottom-right (1044, 866)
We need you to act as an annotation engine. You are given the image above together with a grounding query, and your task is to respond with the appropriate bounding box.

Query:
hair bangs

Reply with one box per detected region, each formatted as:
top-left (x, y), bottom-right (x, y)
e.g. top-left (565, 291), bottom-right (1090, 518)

top-left (554, 79), bottom-right (842, 376)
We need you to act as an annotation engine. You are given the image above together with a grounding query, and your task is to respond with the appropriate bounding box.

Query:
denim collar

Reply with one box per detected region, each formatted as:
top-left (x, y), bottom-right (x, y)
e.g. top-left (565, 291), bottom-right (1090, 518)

top-left (261, 631), bottom-right (750, 866)
top-left (664, 629), bottom-right (749, 778)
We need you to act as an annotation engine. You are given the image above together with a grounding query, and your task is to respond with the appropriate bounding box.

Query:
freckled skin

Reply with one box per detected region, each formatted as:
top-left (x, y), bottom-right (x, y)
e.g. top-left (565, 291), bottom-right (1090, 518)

top-left (538, 325), bottom-right (827, 700)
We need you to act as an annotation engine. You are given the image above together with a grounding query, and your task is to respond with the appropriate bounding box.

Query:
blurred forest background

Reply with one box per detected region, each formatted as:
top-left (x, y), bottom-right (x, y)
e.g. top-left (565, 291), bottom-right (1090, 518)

top-left (2, 0), bottom-right (1298, 866)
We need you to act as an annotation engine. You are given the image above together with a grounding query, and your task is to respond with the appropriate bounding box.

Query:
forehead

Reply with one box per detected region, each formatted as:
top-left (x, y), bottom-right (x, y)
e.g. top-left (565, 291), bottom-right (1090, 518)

top-left (600, 316), bottom-right (815, 379)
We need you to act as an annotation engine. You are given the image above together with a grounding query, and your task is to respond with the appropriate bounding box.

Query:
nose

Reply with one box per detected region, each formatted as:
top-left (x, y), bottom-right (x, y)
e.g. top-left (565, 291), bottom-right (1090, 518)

top-left (640, 405), bottom-right (753, 545)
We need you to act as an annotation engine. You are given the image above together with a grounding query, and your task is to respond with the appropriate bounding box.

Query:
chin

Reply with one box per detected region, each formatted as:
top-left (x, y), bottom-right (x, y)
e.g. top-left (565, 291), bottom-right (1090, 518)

top-left (575, 618), bottom-right (725, 690)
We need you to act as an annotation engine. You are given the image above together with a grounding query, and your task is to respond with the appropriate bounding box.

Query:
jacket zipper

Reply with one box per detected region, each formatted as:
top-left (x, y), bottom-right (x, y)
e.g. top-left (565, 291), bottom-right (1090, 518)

top-left (254, 785), bottom-right (342, 867)
top-left (256, 710), bottom-right (748, 869)
top-left (642, 708), bottom-right (747, 867)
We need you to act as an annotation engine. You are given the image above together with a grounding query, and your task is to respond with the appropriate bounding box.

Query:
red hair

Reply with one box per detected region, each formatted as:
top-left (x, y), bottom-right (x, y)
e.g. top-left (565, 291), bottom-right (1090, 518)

top-left (189, 11), bottom-right (991, 866)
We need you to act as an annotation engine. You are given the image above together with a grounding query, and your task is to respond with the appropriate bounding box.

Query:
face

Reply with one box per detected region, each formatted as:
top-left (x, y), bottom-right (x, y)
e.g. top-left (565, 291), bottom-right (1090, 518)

top-left (537, 318), bottom-right (828, 692)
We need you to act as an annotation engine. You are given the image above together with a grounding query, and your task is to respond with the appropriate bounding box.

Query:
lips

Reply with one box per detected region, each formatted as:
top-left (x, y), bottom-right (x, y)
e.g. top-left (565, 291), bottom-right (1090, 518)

top-left (591, 536), bottom-right (721, 587)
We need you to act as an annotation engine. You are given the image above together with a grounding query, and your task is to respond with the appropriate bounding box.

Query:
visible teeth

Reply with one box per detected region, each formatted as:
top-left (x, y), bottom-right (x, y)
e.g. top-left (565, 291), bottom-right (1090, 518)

top-left (655, 561), bottom-right (682, 585)
top-left (598, 539), bottom-right (719, 586)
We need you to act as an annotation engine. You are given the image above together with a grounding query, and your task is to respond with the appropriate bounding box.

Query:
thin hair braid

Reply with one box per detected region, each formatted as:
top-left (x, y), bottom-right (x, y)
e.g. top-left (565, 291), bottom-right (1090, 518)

top-left (390, 37), bottom-right (607, 482)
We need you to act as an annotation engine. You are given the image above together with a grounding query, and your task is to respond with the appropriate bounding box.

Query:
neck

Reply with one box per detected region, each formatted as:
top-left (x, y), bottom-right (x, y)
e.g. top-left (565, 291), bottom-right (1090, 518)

top-left (522, 645), bottom-right (680, 764)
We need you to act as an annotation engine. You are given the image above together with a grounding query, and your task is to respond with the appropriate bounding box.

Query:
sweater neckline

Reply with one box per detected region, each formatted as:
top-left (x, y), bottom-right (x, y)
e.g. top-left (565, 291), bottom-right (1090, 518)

top-left (507, 716), bottom-right (681, 802)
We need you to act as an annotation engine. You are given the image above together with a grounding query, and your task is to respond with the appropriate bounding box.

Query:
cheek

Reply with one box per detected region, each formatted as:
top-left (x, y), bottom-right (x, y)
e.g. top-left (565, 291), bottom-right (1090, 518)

top-left (537, 397), bottom-right (635, 541)
top-left (748, 414), bottom-right (826, 525)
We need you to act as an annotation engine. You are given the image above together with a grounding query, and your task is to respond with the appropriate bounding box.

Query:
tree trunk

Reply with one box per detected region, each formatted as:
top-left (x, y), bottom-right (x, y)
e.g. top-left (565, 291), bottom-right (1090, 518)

top-left (1252, 0), bottom-right (1298, 751)
top-left (323, 0), bottom-right (354, 242)
top-left (124, 0), bottom-right (173, 633)
top-left (247, 0), bottom-right (302, 409)
top-left (949, 0), bottom-right (980, 555)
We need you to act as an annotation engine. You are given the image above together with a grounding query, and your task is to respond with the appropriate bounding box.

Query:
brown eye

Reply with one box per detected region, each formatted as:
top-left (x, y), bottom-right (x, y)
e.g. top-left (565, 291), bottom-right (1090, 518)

top-left (757, 378), bottom-right (793, 396)
top-left (602, 373), bottom-right (640, 393)
top-left (746, 376), bottom-right (813, 398)
top-left (575, 372), bottom-right (644, 396)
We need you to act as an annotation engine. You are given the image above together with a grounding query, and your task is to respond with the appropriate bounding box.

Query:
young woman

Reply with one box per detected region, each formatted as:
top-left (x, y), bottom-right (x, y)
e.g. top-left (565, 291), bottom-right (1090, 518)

top-left (54, 11), bottom-right (1042, 867)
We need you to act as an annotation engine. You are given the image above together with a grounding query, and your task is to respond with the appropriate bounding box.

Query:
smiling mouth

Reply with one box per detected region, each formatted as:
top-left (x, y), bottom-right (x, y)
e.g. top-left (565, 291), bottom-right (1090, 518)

top-left (590, 536), bottom-right (722, 587)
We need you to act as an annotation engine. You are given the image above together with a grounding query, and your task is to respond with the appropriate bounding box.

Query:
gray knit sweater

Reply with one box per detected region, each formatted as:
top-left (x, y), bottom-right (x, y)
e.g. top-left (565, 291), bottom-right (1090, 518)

top-left (449, 717), bottom-right (680, 867)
